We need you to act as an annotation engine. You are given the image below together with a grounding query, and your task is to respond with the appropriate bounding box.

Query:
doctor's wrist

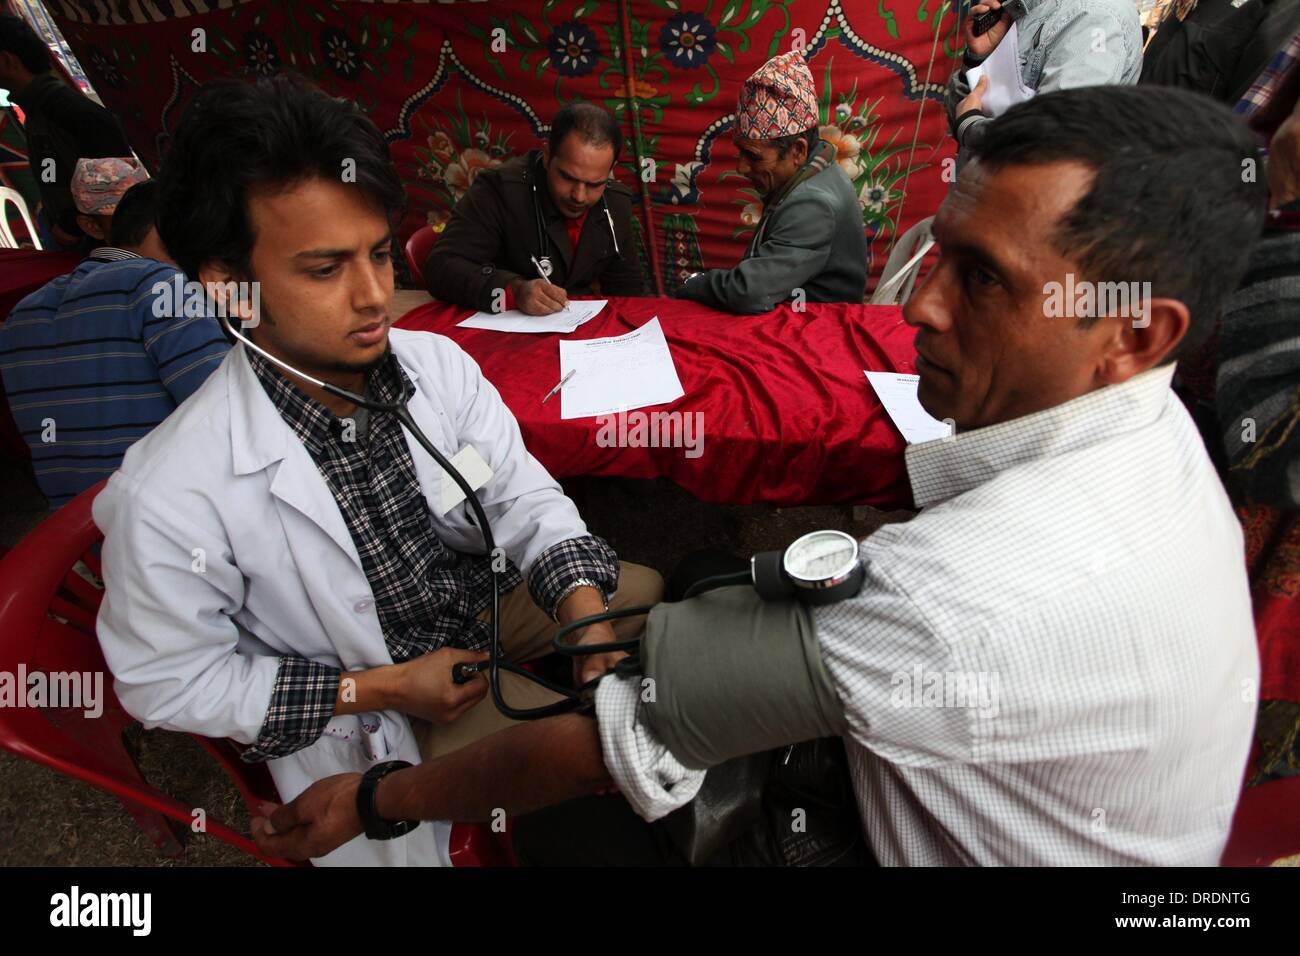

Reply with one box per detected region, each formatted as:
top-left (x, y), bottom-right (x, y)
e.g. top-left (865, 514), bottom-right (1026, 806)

top-left (334, 664), bottom-right (403, 716)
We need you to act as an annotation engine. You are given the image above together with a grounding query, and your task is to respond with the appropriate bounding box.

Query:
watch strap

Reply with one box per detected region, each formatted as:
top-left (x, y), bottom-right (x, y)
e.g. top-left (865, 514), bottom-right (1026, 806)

top-left (356, 759), bottom-right (420, 841)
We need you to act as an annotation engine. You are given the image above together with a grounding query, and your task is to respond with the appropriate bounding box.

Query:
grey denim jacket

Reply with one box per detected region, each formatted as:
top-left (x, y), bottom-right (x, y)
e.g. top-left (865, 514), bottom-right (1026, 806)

top-left (945, 0), bottom-right (1143, 152)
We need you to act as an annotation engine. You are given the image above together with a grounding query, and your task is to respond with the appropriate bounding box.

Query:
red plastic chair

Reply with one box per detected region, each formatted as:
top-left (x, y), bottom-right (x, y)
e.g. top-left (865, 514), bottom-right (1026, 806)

top-left (0, 480), bottom-right (514, 866)
top-left (0, 480), bottom-right (298, 865)
top-left (403, 224), bottom-right (443, 288)
top-left (1220, 774), bottom-right (1300, 866)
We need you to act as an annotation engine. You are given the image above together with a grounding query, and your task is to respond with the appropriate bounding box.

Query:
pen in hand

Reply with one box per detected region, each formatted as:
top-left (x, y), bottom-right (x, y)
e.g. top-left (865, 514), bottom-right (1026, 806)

top-left (530, 255), bottom-right (570, 314)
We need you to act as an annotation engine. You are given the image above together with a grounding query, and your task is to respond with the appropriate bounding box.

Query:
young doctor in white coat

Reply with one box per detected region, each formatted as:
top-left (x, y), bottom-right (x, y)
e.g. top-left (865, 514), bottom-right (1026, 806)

top-left (92, 74), bottom-right (662, 866)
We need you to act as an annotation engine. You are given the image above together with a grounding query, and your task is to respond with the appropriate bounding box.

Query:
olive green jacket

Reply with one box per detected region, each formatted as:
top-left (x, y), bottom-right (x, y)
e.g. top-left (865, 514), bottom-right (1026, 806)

top-left (677, 160), bottom-right (867, 314)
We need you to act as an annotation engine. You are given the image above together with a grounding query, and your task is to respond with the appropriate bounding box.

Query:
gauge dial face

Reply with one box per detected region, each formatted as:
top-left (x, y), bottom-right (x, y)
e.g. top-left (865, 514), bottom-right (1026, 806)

top-left (783, 530), bottom-right (858, 583)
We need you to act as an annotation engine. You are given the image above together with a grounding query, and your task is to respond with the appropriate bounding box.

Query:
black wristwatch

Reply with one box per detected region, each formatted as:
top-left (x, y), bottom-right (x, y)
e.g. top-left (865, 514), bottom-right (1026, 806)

top-left (356, 760), bottom-right (420, 841)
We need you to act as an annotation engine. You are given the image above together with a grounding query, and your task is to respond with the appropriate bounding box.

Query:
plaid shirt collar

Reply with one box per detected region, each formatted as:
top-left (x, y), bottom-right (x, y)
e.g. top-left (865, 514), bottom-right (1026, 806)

top-left (244, 346), bottom-right (415, 456)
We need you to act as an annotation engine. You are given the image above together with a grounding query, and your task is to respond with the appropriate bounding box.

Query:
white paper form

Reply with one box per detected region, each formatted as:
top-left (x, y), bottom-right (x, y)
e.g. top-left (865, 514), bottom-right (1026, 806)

top-left (457, 299), bottom-right (607, 334)
top-left (965, 20), bottom-right (1034, 118)
top-left (864, 370), bottom-right (954, 444)
top-left (558, 317), bottom-right (685, 420)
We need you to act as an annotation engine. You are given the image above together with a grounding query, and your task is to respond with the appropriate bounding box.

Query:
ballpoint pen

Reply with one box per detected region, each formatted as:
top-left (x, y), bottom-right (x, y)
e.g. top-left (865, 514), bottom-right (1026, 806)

top-left (530, 255), bottom-right (570, 313)
top-left (542, 369), bottom-right (576, 404)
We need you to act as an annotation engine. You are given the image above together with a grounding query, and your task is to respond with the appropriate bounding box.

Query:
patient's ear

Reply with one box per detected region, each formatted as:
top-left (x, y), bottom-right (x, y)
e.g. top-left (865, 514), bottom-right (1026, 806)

top-left (1096, 297), bottom-right (1189, 386)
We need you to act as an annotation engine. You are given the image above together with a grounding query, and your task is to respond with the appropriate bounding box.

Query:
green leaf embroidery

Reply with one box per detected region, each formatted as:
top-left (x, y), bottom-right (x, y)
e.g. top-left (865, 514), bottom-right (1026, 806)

top-left (878, 0), bottom-right (899, 40)
top-left (513, 12), bottom-right (541, 45)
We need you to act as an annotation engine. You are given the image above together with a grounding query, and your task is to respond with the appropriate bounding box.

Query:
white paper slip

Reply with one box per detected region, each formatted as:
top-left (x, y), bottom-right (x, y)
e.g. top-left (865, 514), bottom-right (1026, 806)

top-left (965, 20), bottom-right (1034, 118)
top-left (439, 444), bottom-right (494, 514)
top-left (558, 317), bottom-right (685, 420)
top-left (457, 299), bottom-right (607, 334)
top-left (864, 370), bottom-right (954, 444)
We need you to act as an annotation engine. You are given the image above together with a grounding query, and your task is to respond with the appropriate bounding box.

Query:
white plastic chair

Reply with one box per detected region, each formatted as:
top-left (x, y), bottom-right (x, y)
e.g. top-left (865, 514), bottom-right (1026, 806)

top-left (0, 186), bottom-right (42, 250)
top-left (870, 216), bottom-right (933, 306)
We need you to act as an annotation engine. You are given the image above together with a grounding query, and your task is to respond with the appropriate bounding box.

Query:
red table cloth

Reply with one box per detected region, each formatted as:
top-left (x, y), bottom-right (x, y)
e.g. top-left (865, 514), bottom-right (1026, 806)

top-left (397, 296), bottom-right (919, 508)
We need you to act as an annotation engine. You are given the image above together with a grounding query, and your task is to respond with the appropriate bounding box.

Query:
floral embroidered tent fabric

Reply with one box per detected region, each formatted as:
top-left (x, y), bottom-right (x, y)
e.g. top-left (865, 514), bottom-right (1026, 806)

top-left (45, 0), bottom-right (961, 294)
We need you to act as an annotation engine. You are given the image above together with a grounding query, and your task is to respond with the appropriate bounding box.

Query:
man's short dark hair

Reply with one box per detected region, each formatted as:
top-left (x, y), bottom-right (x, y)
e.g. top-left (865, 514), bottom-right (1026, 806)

top-left (771, 125), bottom-right (820, 160)
top-left (155, 74), bottom-right (407, 279)
top-left (973, 85), bottom-right (1267, 361)
top-left (548, 101), bottom-right (623, 164)
top-left (109, 179), bottom-right (158, 249)
top-left (0, 15), bottom-right (52, 74)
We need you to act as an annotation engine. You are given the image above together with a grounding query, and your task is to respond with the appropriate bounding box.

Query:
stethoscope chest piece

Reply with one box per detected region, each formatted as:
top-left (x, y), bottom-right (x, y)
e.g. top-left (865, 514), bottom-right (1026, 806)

top-left (536, 255), bottom-right (554, 279)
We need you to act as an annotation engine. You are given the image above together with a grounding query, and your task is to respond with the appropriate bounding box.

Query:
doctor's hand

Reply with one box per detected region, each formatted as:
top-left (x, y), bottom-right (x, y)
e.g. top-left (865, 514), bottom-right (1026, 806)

top-left (965, 1), bottom-right (1013, 60)
top-left (512, 277), bottom-right (570, 316)
top-left (393, 647), bottom-right (490, 724)
top-left (572, 621), bottom-right (627, 686)
top-left (251, 774), bottom-right (363, 861)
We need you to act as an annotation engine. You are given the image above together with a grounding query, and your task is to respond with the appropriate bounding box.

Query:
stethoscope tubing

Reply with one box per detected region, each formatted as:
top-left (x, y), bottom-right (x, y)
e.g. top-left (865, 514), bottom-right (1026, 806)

top-left (221, 316), bottom-right (632, 719)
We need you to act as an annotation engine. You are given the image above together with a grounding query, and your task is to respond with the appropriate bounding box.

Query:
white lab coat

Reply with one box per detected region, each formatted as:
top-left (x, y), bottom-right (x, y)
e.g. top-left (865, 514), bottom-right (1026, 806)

top-left (93, 328), bottom-right (597, 866)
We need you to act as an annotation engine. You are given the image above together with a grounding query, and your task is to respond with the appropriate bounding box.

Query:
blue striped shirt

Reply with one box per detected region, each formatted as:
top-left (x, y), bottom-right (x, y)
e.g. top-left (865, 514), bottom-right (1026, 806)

top-left (0, 253), bottom-right (229, 508)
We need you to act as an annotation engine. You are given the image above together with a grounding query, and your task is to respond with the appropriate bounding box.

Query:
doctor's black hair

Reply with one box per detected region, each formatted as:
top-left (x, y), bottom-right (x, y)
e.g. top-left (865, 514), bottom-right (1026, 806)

top-left (0, 16), bottom-right (52, 74)
top-left (548, 101), bottom-right (623, 164)
top-left (155, 73), bottom-right (407, 279)
top-left (971, 84), bottom-right (1266, 362)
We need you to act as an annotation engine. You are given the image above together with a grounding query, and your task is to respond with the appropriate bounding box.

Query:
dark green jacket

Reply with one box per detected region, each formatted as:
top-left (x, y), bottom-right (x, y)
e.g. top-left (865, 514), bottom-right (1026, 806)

top-left (677, 161), bottom-right (867, 314)
top-left (425, 149), bottom-right (644, 311)
top-left (10, 72), bottom-right (131, 237)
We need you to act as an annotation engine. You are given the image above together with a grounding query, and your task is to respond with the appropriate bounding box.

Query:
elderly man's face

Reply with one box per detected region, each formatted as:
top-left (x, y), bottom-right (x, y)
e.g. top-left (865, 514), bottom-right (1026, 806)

top-left (903, 159), bottom-right (1138, 431)
top-left (732, 132), bottom-right (807, 199)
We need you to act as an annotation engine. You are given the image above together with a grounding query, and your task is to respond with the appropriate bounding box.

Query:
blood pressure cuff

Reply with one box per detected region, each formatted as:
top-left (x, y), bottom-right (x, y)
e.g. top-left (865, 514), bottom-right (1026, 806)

top-left (638, 585), bottom-right (848, 771)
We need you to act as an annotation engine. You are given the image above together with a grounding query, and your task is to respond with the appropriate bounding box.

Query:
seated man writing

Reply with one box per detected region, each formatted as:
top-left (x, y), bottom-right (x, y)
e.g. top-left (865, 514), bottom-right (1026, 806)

top-left (92, 74), bottom-right (662, 868)
top-left (424, 102), bottom-right (645, 316)
top-left (675, 51), bottom-right (868, 315)
top-left (253, 85), bottom-right (1263, 867)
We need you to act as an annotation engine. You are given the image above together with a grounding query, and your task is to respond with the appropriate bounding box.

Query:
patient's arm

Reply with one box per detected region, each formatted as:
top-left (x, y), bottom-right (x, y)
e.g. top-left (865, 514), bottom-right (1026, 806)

top-left (380, 713), bottom-right (610, 822)
top-left (251, 714), bottom-right (608, 860)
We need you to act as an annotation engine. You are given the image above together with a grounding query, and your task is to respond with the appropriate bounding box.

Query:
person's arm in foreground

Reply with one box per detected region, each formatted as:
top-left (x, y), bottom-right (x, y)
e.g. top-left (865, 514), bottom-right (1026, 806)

top-left (251, 713), bottom-right (607, 860)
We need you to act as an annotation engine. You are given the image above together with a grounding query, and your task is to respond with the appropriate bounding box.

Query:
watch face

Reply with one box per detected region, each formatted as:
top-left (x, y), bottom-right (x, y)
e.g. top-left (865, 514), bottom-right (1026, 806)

top-left (782, 530), bottom-right (859, 585)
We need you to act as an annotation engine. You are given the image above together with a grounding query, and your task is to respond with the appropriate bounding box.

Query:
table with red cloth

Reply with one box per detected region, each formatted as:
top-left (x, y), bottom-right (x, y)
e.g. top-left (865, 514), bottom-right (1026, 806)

top-left (397, 296), bottom-right (920, 509)
top-left (0, 248), bottom-right (85, 459)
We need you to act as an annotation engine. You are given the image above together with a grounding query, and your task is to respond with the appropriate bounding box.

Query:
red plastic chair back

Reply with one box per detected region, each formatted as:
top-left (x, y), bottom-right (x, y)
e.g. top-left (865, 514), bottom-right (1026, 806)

top-left (403, 225), bottom-right (442, 288)
top-left (0, 480), bottom-right (296, 865)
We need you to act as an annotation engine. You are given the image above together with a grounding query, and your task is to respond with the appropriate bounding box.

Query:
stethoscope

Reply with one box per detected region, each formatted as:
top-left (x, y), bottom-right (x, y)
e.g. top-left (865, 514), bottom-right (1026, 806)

top-left (220, 316), bottom-right (866, 720)
top-left (528, 153), bottom-right (622, 280)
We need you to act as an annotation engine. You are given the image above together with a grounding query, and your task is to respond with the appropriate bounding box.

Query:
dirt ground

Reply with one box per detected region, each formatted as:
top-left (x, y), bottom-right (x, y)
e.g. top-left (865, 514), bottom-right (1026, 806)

top-left (0, 452), bottom-right (911, 866)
